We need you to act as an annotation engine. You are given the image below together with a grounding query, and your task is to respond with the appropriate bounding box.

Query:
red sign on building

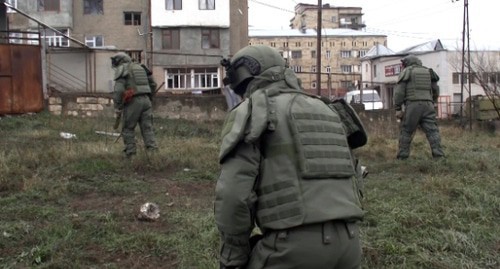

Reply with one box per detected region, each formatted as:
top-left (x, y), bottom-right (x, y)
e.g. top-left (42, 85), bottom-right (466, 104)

top-left (385, 64), bottom-right (403, 77)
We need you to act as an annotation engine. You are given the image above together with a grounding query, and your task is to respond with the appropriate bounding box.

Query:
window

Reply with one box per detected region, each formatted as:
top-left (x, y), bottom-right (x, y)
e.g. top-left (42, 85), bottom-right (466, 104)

top-left (9, 32), bottom-right (22, 44)
top-left (341, 50), bottom-right (351, 58)
top-left (124, 12), bottom-right (141, 25)
top-left (85, 35), bottom-right (104, 47)
top-left (311, 81), bottom-right (317, 88)
top-left (84, 0), bottom-right (103, 14)
top-left (270, 42), bottom-right (276, 47)
top-left (162, 29), bottom-right (180, 49)
top-left (325, 50), bottom-right (331, 59)
top-left (452, 72), bottom-right (476, 84)
top-left (311, 66), bottom-right (316, 73)
top-left (325, 66), bottom-right (331, 73)
top-left (43, 28), bottom-right (69, 47)
top-left (283, 42), bottom-right (288, 47)
top-left (291, 66), bottom-right (302, 73)
top-left (201, 29), bottom-right (219, 49)
top-left (295, 42), bottom-right (301, 47)
top-left (341, 81), bottom-right (354, 88)
top-left (331, 16), bottom-right (336, 22)
top-left (452, 73), bottom-right (459, 84)
top-left (128, 51), bottom-right (142, 63)
top-left (199, 0), bottom-right (215, 10)
top-left (38, 0), bottom-right (59, 11)
top-left (165, 68), bottom-right (219, 90)
top-left (358, 50), bottom-right (367, 58)
top-left (341, 65), bottom-right (352, 73)
top-left (291, 50), bottom-right (302, 59)
top-left (193, 68), bottom-right (219, 88)
top-left (373, 65), bottom-right (377, 77)
top-left (166, 0), bottom-right (182, 10)
top-left (6, 0), bottom-right (17, 13)
top-left (311, 50), bottom-right (316, 58)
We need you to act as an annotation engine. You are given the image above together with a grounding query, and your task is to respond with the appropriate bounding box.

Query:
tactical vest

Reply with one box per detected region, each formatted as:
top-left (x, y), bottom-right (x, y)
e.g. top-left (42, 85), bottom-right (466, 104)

top-left (254, 88), bottom-right (364, 231)
top-left (405, 66), bottom-right (433, 101)
top-left (126, 63), bottom-right (152, 95)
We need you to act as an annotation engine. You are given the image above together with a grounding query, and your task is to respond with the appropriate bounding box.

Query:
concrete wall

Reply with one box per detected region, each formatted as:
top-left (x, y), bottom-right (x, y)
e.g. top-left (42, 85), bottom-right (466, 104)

top-left (72, 0), bottom-right (148, 51)
top-left (8, 0), bottom-right (73, 29)
top-left (47, 91), bottom-right (228, 121)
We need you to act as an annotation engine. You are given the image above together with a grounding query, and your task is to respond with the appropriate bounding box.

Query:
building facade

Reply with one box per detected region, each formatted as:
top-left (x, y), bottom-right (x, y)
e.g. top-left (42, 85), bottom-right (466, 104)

top-left (249, 28), bottom-right (386, 98)
top-left (361, 40), bottom-right (500, 118)
top-left (250, 3), bottom-right (386, 98)
top-left (150, 0), bottom-right (248, 94)
top-left (4, 0), bottom-right (248, 95)
top-left (290, 3), bottom-right (365, 30)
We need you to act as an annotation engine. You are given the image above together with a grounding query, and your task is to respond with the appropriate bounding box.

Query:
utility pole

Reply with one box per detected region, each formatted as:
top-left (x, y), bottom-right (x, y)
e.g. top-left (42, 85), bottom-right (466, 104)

top-left (455, 0), bottom-right (471, 129)
top-left (315, 0), bottom-right (322, 95)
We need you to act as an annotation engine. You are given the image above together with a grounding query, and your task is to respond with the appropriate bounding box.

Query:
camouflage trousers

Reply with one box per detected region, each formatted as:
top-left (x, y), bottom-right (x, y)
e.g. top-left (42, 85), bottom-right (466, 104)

top-left (121, 95), bottom-right (158, 156)
top-left (397, 101), bottom-right (444, 159)
top-left (246, 221), bottom-right (361, 269)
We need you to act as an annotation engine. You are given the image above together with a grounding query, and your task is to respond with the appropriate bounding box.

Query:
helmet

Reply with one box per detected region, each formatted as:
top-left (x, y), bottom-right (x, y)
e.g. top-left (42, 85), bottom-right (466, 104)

top-left (401, 55), bottom-right (419, 68)
top-left (221, 45), bottom-right (286, 94)
top-left (111, 52), bottom-right (132, 68)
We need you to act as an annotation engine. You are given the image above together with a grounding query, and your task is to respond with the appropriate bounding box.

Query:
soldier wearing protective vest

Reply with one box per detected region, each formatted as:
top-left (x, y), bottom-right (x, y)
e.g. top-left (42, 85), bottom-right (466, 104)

top-left (394, 55), bottom-right (445, 160)
top-left (215, 45), bottom-right (367, 269)
top-left (111, 53), bottom-right (158, 157)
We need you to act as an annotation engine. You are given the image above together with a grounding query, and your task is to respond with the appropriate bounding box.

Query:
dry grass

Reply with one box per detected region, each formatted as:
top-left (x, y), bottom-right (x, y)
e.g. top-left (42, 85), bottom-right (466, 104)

top-left (0, 112), bottom-right (499, 269)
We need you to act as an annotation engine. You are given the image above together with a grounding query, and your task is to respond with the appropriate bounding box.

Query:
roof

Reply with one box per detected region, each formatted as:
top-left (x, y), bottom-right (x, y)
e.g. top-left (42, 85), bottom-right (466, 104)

top-left (364, 44), bottom-right (395, 57)
top-left (249, 27), bottom-right (386, 38)
top-left (397, 39), bottom-right (445, 53)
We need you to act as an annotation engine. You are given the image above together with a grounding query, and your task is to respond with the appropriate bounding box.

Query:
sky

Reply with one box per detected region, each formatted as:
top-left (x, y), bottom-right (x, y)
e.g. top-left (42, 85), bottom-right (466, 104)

top-left (248, 0), bottom-right (500, 52)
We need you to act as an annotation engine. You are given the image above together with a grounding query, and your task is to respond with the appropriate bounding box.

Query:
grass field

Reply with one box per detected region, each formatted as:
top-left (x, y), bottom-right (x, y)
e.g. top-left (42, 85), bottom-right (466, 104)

top-left (0, 112), bottom-right (499, 269)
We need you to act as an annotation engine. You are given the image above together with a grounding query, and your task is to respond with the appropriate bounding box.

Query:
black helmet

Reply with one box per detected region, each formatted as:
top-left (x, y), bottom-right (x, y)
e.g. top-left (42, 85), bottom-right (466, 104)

top-left (221, 45), bottom-right (286, 95)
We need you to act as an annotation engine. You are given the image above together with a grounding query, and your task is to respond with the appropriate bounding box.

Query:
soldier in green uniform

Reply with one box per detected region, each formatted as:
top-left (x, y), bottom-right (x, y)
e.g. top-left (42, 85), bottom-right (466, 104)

top-left (394, 55), bottom-right (445, 160)
top-left (215, 45), bottom-right (367, 269)
top-left (111, 53), bottom-right (158, 157)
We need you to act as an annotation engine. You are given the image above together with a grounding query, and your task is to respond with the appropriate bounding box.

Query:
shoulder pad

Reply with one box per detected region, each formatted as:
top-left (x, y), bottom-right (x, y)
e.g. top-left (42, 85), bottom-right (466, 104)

top-left (329, 98), bottom-right (367, 149)
top-left (113, 64), bottom-right (129, 80)
top-left (245, 90), bottom-right (270, 143)
top-left (397, 67), bottom-right (412, 83)
top-left (429, 68), bottom-right (440, 82)
top-left (219, 100), bottom-right (251, 162)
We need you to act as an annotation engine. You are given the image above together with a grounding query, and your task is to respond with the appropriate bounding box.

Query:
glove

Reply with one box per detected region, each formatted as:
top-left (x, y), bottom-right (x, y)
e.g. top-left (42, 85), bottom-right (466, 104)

top-left (395, 110), bottom-right (404, 120)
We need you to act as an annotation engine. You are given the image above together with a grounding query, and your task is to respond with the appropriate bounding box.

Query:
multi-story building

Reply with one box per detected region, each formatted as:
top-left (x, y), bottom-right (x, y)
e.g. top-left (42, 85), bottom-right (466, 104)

top-left (290, 3), bottom-right (365, 30)
top-left (150, 0), bottom-right (248, 94)
top-left (250, 3), bottom-right (386, 98)
top-left (5, 0), bottom-right (248, 95)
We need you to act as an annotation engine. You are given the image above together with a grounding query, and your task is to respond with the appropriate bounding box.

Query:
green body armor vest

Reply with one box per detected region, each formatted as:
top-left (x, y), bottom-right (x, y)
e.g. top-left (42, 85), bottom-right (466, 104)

top-left (404, 66), bottom-right (433, 101)
top-left (254, 88), bottom-right (364, 231)
top-left (126, 63), bottom-right (152, 95)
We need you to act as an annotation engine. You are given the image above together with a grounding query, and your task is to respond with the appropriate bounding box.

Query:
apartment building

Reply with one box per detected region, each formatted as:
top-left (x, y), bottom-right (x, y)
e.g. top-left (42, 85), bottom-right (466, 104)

top-left (290, 3), bottom-right (365, 30)
top-left (5, 0), bottom-right (248, 94)
top-left (250, 3), bottom-right (386, 98)
top-left (150, 0), bottom-right (248, 94)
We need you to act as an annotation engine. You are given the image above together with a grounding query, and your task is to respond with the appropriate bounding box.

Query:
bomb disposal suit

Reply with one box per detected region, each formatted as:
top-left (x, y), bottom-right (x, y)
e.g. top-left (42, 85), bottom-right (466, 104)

top-left (111, 53), bottom-right (158, 156)
top-left (393, 55), bottom-right (444, 159)
top-left (215, 45), bottom-right (367, 269)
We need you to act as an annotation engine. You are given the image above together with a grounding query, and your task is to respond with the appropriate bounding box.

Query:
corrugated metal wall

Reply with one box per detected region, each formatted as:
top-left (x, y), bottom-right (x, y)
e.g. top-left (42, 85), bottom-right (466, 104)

top-left (0, 44), bottom-right (43, 114)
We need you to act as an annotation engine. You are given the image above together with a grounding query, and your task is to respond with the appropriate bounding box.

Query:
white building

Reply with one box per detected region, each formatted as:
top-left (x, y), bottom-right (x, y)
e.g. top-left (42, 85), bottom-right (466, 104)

top-left (360, 39), bottom-right (499, 118)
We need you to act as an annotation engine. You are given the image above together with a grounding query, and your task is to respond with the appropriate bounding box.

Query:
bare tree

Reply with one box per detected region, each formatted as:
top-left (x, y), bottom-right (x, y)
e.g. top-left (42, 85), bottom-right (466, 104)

top-left (448, 50), bottom-right (500, 120)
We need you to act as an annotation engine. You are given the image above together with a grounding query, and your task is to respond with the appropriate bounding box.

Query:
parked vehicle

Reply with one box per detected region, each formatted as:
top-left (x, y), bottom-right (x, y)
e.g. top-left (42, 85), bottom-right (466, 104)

top-left (344, 89), bottom-right (383, 110)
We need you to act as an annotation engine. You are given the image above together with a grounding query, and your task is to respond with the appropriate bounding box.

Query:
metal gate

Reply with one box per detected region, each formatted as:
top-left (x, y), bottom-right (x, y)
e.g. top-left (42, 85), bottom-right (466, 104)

top-left (0, 43), bottom-right (43, 115)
